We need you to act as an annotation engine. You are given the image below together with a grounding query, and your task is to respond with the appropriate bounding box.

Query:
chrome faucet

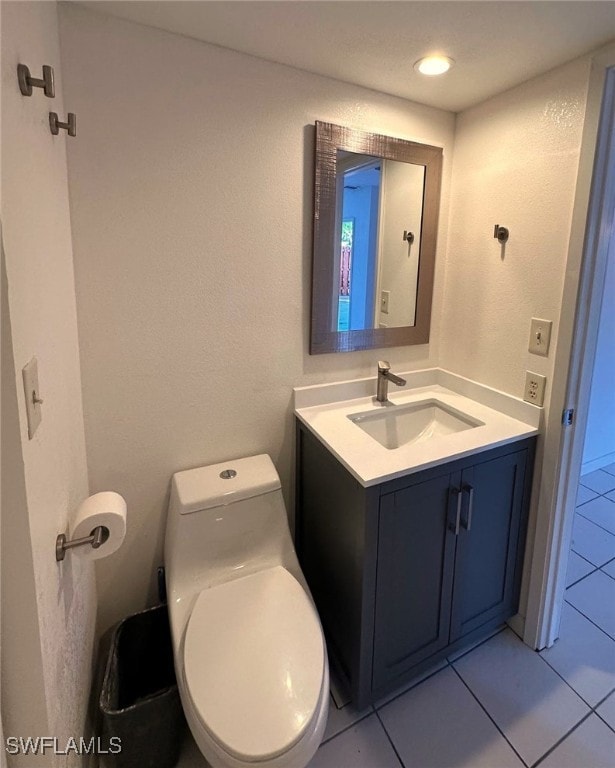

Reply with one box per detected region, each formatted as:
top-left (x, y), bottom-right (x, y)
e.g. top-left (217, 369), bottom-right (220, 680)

top-left (376, 361), bottom-right (407, 403)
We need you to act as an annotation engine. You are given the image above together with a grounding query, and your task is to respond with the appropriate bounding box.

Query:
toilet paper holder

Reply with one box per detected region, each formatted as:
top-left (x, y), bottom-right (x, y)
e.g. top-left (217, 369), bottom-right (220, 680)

top-left (56, 525), bottom-right (109, 562)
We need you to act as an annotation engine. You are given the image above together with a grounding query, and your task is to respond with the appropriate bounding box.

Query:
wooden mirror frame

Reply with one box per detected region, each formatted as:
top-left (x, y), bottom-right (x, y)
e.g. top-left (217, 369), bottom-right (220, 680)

top-left (310, 121), bottom-right (443, 354)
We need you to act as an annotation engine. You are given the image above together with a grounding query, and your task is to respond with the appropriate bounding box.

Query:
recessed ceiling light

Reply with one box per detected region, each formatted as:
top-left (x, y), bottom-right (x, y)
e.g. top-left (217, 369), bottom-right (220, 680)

top-left (414, 56), bottom-right (454, 76)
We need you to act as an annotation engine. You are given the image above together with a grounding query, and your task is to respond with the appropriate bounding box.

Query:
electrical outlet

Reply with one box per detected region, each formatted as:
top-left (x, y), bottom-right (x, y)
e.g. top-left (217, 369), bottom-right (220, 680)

top-left (529, 318), bottom-right (552, 356)
top-left (524, 371), bottom-right (546, 406)
top-left (381, 290), bottom-right (390, 315)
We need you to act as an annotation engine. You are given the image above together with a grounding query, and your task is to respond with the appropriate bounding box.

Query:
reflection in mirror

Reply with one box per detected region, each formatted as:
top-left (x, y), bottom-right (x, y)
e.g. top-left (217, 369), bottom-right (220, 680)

top-left (335, 151), bottom-right (425, 332)
top-left (311, 121), bottom-right (443, 355)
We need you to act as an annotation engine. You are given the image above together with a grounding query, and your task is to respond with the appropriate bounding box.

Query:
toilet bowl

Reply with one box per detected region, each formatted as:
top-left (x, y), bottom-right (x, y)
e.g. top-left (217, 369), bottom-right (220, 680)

top-left (165, 454), bottom-right (329, 768)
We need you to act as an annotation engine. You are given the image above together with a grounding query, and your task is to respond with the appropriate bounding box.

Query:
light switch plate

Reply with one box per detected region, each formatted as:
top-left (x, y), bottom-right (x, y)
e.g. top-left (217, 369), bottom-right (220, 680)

top-left (524, 371), bottom-right (546, 406)
top-left (529, 318), bottom-right (552, 356)
top-left (381, 290), bottom-right (390, 315)
top-left (22, 357), bottom-right (43, 439)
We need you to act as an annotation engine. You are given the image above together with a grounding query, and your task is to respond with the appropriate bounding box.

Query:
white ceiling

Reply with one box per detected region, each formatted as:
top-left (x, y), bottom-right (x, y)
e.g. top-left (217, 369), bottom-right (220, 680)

top-left (80, 1), bottom-right (615, 112)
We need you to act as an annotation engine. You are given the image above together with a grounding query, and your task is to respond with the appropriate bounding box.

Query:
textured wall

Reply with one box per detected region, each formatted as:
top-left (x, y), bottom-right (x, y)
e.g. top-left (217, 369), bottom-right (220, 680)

top-left (1, 239), bottom-right (50, 763)
top-left (440, 57), bottom-right (590, 409)
top-left (58, 4), bottom-right (456, 633)
top-left (440, 57), bottom-right (591, 620)
top-left (1, 1), bottom-right (96, 757)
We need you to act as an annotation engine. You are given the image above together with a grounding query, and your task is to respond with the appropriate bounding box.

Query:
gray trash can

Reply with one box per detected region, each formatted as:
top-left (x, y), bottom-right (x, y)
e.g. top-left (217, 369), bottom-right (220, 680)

top-left (99, 604), bottom-right (185, 768)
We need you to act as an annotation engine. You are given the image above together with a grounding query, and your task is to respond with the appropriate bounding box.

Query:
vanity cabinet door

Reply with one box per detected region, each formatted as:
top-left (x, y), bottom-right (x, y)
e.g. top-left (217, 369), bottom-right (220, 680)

top-left (372, 473), bottom-right (458, 692)
top-left (449, 449), bottom-right (528, 642)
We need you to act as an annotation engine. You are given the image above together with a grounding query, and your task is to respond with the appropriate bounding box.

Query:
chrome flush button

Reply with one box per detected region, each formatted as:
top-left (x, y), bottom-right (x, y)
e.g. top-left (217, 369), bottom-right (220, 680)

top-left (219, 469), bottom-right (237, 479)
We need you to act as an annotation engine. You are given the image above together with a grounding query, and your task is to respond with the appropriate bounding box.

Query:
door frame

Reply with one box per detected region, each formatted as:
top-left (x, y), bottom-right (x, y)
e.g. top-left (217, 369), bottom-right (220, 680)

top-left (524, 47), bottom-right (615, 650)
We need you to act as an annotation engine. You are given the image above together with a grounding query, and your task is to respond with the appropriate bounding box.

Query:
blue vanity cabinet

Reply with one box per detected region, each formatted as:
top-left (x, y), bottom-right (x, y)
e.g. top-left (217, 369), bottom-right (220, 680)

top-left (449, 451), bottom-right (530, 643)
top-left (372, 449), bottom-right (530, 694)
top-left (295, 420), bottom-right (535, 708)
top-left (372, 474), bottom-right (458, 691)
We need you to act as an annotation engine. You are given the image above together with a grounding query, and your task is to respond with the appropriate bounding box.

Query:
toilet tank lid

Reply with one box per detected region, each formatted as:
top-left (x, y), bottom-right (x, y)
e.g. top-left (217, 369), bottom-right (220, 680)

top-left (171, 454), bottom-right (281, 514)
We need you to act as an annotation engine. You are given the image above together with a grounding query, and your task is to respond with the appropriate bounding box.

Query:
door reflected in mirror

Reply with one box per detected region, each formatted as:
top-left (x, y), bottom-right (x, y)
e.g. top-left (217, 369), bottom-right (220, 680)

top-left (335, 151), bottom-right (425, 332)
top-left (311, 122), bottom-right (443, 355)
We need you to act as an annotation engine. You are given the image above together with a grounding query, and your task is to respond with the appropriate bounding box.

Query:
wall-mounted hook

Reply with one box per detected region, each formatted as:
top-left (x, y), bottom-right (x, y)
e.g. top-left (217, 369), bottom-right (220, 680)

top-left (493, 224), bottom-right (509, 244)
top-left (403, 230), bottom-right (415, 245)
top-left (49, 112), bottom-right (76, 137)
top-left (18, 64), bottom-right (55, 98)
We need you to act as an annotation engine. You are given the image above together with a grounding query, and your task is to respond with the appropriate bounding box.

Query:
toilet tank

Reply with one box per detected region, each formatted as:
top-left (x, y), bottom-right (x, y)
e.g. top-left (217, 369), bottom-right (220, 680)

top-left (170, 454), bottom-right (281, 516)
top-left (165, 454), bottom-right (299, 598)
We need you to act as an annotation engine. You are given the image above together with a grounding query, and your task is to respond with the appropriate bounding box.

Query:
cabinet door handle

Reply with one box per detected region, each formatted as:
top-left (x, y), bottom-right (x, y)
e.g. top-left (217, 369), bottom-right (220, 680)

top-left (462, 484), bottom-right (475, 531)
top-left (449, 487), bottom-right (463, 535)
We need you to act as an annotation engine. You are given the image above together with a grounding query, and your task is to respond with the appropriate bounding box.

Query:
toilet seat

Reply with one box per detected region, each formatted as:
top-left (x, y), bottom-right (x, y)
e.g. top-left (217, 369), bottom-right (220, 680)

top-left (183, 566), bottom-right (325, 763)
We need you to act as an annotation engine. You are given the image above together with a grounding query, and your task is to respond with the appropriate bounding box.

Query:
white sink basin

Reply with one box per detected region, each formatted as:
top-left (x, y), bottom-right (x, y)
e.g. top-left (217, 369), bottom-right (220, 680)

top-left (348, 399), bottom-right (484, 450)
top-left (294, 371), bottom-right (541, 486)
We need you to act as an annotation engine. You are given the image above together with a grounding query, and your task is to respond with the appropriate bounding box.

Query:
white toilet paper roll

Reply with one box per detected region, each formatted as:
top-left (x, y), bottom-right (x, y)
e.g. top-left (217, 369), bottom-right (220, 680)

top-left (70, 491), bottom-right (127, 560)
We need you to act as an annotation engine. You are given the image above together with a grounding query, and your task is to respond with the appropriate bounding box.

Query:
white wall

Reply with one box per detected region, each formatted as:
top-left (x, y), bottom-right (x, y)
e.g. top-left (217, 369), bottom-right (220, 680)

top-left (582, 229), bottom-right (615, 471)
top-left (58, 4), bottom-right (456, 633)
top-left (377, 161), bottom-right (425, 327)
top-left (1, 236), bottom-right (50, 763)
top-left (1, 1), bottom-right (96, 757)
top-left (440, 57), bottom-right (590, 402)
top-left (440, 56), bottom-right (591, 620)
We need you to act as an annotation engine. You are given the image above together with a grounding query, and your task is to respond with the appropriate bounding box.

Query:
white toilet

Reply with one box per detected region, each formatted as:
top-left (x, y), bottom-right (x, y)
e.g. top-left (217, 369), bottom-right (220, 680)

top-left (165, 453), bottom-right (329, 768)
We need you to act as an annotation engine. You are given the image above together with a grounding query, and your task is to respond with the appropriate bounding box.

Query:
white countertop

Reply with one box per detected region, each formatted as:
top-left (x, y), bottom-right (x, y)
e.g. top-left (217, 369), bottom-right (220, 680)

top-left (294, 369), bottom-right (541, 487)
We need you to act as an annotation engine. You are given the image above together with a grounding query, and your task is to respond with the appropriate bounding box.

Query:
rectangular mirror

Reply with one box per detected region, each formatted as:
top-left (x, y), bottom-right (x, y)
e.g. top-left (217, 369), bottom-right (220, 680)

top-left (310, 121), bottom-right (443, 354)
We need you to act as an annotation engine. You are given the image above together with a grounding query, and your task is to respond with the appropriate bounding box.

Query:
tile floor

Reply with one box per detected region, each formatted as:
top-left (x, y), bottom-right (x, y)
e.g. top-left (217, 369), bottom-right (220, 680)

top-left (178, 464), bottom-right (615, 768)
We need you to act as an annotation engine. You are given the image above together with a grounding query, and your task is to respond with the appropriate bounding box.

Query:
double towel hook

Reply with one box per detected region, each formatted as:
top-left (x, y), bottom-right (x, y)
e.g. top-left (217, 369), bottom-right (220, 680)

top-left (18, 62), bottom-right (77, 137)
top-left (50, 112), bottom-right (77, 137)
top-left (18, 63), bottom-right (55, 98)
